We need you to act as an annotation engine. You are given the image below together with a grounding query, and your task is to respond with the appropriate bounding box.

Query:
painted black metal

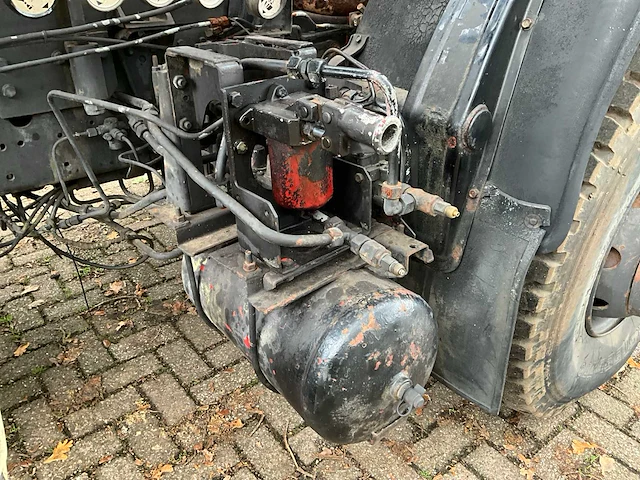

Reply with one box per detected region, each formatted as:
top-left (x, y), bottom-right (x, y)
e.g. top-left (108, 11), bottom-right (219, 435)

top-left (427, 186), bottom-right (550, 413)
top-left (187, 243), bottom-right (437, 443)
top-left (488, 0), bottom-right (640, 253)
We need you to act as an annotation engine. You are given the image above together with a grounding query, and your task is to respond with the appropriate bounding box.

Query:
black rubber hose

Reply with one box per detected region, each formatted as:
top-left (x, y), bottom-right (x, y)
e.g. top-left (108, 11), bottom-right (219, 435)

top-left (0, 0), bottom-right (192, 48)
top-left (240, 58), bottom-right (289, 73)
top-left (144, 124), bottom-right (334, 248)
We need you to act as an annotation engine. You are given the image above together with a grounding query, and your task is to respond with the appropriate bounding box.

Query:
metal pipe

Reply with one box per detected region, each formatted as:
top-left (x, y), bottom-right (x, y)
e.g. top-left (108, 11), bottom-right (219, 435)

top-left (0, 0), bottom-right (192, 48)
top-left (112, 189), bottom-right (167, 219)
top-left (215, 135), bottom-right (228, 184)
top-left (144, 124), bottom-right (334, 248)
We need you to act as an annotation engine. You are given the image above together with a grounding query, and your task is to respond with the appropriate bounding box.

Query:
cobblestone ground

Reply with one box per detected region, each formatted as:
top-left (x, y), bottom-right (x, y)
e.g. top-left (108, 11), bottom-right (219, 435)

top-left (1, 182), bottom-right (640, 480)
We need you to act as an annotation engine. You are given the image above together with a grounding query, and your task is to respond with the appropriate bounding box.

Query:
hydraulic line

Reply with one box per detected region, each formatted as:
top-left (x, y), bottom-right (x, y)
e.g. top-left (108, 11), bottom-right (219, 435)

top-left (0, 0), bottom-right (192, 48)
top-left (214, 135), bottom-right (228, 184)
top-left (144, 124), bottom-right (334, 248)
top-left (49, 91), bottom-right (222, 142)
top-left (0, 21), bottom-right (213, 75)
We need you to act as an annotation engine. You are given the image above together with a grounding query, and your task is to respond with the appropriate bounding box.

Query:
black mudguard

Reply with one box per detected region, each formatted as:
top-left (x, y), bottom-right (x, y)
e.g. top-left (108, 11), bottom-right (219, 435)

top-left (387, 0), bottom-right (640, 412)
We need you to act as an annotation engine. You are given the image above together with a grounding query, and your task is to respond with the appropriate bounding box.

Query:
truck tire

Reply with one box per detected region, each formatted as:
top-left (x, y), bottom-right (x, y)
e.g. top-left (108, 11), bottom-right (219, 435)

top-left (504, 60), bottom-right (640, 415)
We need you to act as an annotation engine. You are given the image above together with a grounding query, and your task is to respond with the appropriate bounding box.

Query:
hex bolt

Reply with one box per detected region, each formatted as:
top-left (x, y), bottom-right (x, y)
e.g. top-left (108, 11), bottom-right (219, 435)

top-left (229, 92), bottom-right (243, 108)
top-left (322, 111), bottom-right (333, 124)
top-left (447, 136), bottom-right (457, 149)
top-left (468, 188), bottom-right (480, 199)
top-left (299, 105), bottom-right (309, 117)
top-left (525, 213), bottom-right (541, 228)
top-left (274, 85), bottom-right (288, 98)
top-left (354, 173), bottom-right (365, 183)
top-left (234, 141), bottom-right (249, 155)
top-left (173, 75), bottom-right (187, 90)
top-left (1, 84), bottom-right (16, 98)
top-left (243, 250), bottom-right (257, 272)
top-left (521, 17), bottom-right (534, 30)
top-left (321, 137), bottom-right (332, 149)
top-left (178, 118), bottom-right (192, 131)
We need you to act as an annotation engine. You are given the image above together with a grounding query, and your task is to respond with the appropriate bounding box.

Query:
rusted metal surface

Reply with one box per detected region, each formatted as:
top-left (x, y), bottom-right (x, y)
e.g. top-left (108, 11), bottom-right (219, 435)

top-left (293, 0), bottom-right (366, 15)
top-left (268, 140), bottom-right (334, 210)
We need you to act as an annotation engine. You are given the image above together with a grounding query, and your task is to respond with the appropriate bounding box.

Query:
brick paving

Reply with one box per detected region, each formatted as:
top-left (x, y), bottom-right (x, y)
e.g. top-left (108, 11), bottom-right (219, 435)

top-left (0, 184), bottom-right (639, 480)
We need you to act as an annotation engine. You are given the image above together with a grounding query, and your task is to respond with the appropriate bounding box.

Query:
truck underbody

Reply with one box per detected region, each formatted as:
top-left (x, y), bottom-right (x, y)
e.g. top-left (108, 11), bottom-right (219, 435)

top-left (1, 0), bottom-right (639, 444)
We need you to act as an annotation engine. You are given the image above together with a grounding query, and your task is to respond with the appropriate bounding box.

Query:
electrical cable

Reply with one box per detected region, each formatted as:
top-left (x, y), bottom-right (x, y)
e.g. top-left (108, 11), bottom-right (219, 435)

top-left (0, 0), bottom-right (192, 48)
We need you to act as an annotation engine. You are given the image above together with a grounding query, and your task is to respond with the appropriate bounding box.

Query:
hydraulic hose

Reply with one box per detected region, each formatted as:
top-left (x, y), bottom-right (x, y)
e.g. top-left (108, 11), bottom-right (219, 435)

top-left (144, 123), bottom-right (334, 248)
top-left (0, 0), bottom-right (192, 48)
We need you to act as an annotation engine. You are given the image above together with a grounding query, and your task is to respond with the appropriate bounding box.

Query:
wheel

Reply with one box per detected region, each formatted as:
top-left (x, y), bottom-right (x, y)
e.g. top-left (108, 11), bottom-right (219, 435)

top-left (504, 54), bottom-right (640, 415)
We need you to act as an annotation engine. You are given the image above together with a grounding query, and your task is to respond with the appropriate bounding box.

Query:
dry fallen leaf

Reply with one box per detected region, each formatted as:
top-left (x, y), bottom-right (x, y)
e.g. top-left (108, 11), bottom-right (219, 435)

top-left (627, 357), bottom-right (640, 369)
top-left (105, 280), bottom-right (125, 297)
top-left (93, 309), bottom-right (106, 316)
top-left (228, 418), bottom-right (244, 429)
top-left (21, 285), bottom-right (39, 295)
top-left (13, 343), bottom-right (29, 357)
top-left (27, 299), bottom-right (45, 309)
top-left (98, 454), bottom-right (113, 464)
top-left (43, 440), bottom-right (73, 464)
top-left (135, 284), bottom-right (147, 297)
top-left (520, 467), bottom-right (535, 480)
top-left (632, 405), bottom-right (640, 417)
top-left (106, 231), bottom-right (119, 240)
top-left (151, 463), bottom-right (173, 479)
top-left (600, 454), bottom-right (615, 474)
top-left (102, 339), bottom-right (111, 348)
top-left (115, 319), bottom-right (133, 331)
top-left (571, 439), bottom-right (600, 455)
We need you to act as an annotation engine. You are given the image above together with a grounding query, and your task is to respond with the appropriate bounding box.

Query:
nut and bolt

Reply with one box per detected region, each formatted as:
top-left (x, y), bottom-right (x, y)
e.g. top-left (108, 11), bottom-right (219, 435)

top-left (322, 112), bottom-right (333, 124)
top-left (525, 213), bottom-right (541, 228)
top-left (299, 105), bottom-right (309, 117)
top-left (468, 188), bottom-right (480, 199)
top-left (234, 141), bottom-right (249, 155)
top-left (173, 75), bottom-right (188, 89)
top-left (521, 17), bottom-right (534, 30)
top-left (321, 137), bottom-right (332, 149)
top-left (447, 136), bottom-right (458, 149)
top-left (243, 250), bottom-right (257, 272)
top-left (354, 172), bottom-right (365, 183)
top-left (178, 118), bottom-right (192, 131)
top-left (1, 84), bottom-right (16, 98)
top-left (229, 91), bottom-right (243, 108)
top-left (274, 85), bottom-right (288, 98)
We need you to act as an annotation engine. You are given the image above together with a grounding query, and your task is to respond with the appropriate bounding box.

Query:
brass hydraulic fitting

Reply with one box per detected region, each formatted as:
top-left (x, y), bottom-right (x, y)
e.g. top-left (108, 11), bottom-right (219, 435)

top-left (404, 187), bottom-right (460, 219)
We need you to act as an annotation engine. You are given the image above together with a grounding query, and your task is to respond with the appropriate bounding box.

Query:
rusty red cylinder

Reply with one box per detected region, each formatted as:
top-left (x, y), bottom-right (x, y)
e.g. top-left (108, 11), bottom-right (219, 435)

top-left (267, 140), bottom-right (334, 210)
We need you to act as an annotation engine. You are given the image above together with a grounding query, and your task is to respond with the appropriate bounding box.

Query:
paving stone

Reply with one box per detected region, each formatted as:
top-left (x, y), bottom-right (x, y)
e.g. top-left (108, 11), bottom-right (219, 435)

top-left (0, 256), bottom-right (11, 273)
top-left (190, 361), bottom-right (255, 405)
top-left (29, 274), bottom-right (64, 304)
top-left (123, 414), bottom-right (178, 465)
top-left (464, 444), bottom-right (521, 480)
top-left (157, 261), bottom-right (182, 280)
top-left (65, 386), bottom-right (142, 437)
top-left (126, 263), bottom-right (163, 289)
top-left (610, 368), bottom-right (640, 405)
top-left (314, 460), bottom-right (362, 480)
top-left (157, 339), bottom-right (211, 384)
top-left (89, 313), bottom-right (135, 342)
top-left (166, 444), bottom-right (240, 479)
top-left (237, 425), bottom-right (295, 480)
top-left (257, 387), bottom-right (304, 433)
top-left (631, 420), bottom-right (640, 441)
top-left (0, 376), bottom-right (42, 410)
top-left (12, 249), bottom-right (51, 268)
top-left (176, 315), bottom-right (223, 352)
top-left (149, 225), bottom-right (177, 249)
top-left (204, 341), bottom-right (244, 369)
top-left (572, 411), bottom-right (640, 468)
top-left (4, 296), bottom-right (45, 332)
top-left (109, 324), bottom-right (179, 361)
top-left (0, 284), bottom-right (28, 305)
top-left (232, 469), bottom-right (258, 480)
top-left (101, 353), bottom-right (163, 393)
top-left (42, 365), bottom-right (83, 413)
top-left (145, 281), bottom-right (183, 302)
top-left (95, 456), bottom-right (144, 480)
top-left (464, 405), bottom-right (536, 457)
top-left (413, 421), bottom-right (474, 474)
top-left (439, 464), bottom-right (480, 480)
top-left (76, 330), bottom-right (114, 375)
top-left (349, 441), bottom-right (422, 480)
top-left (13, 398), bottom-right (63, 455)
top-left (0, 265), bottom-right (48, 289)
top-left (36, 428), bottom-right (122, 480)
top-left (382, 419), bottom-right (414, 443)
top-left (289, 427), bottom-right (326, 465)
top-left (414, 382), bottom-right (467, 427)
top-left (0, 344), bottom-right (60, 384)
top-left (578, 388), bottom-right (636, 427)
top-left (43, 290), bottom-right (103, 321)
top-left (22, 316), bottom-right (88, 349)
top-left (62, 278), bottom-right (99, 300)
top-left (534, 429), bottom-right (640, 480)
top-left (517, 404), bottom-right (577, 441)
top-left (140, 373), bottom-right (196, 426)
top-left (0, 333), bottom-right (16, 363)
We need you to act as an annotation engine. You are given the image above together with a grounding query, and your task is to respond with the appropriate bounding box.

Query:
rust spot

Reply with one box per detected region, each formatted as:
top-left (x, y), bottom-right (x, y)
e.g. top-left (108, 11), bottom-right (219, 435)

top-left (208, 16), bottom-right (231, 29)
top-left (634, 263), bottom-right (640, 283)
top-left (238, 305), bottom-right (244, 317)
top-left (362, 307), bottom-right (381, 333)
top-left (385, 354), bottom-right (394, 367)
top-left (447, 136), bottom-right (457, 149)
top-left (269, 358), bottom-right (274, 364)
top-left (400, 354), bottom-right (408, 366)
top-left (243, 335), bottom-right (251, 349)
top-left (465, 197), bottom-right (478, 213)
top-left (199, 264), bottom-right (206, 272)
top-left (349, 331), bottom-right (365, 347)
top-left (341, 328), bottom-right (349, 335)
top-left (633, 193), bottom-right (640, 209)
top-left (451, 244), bottom-right (463, 263)
top-left (224, 323), bottom-right (232, 332)
top-left (374, 361), bottom-right (381, 370)
top-left (399, 303), bottom-right (407, 313)
top-left (409, 342), bottom-right (421, 360)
